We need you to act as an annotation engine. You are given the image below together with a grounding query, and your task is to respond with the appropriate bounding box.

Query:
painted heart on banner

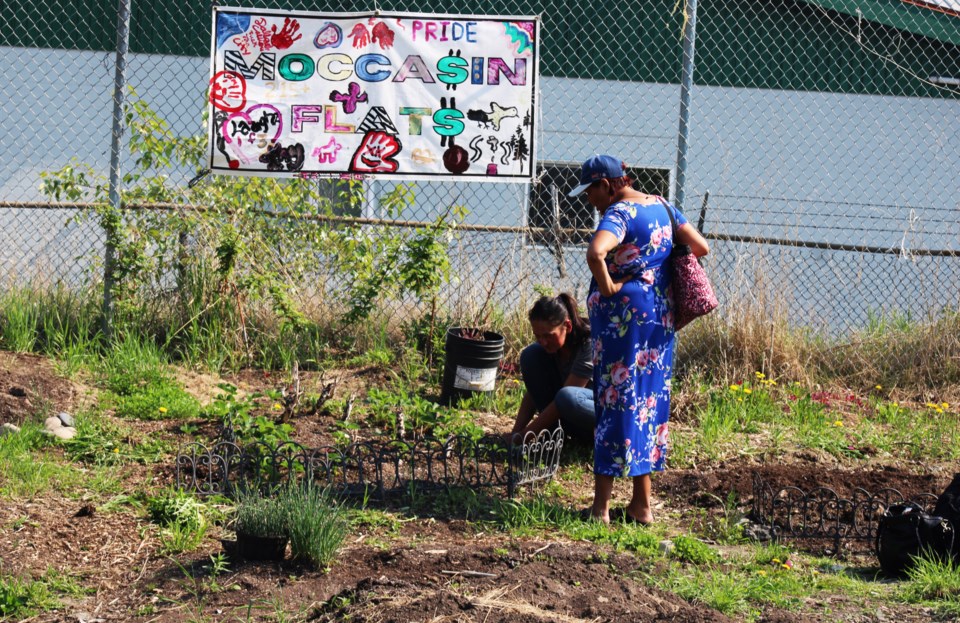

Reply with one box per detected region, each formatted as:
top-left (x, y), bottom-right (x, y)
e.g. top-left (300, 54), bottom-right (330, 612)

top-left (221, 104), bottom-right (283, 165)
top-left (314, 22), bottom-right (343, 48)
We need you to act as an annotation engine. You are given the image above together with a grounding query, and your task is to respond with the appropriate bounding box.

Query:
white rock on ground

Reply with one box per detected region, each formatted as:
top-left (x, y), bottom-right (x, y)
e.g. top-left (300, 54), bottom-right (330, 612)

top-left (57, 412), bottom-right (75, 427)
top-left (44, 416), bottom-right (63, 431)
top-left (51, 427), bottom-right (77, 440)
top-left (1, 423), bottom-right (20, 435)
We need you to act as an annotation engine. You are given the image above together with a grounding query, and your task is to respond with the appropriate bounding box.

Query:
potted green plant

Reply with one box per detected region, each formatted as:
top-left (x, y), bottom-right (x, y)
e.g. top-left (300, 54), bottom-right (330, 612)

top-left (232, 489), bottom-right (288, 561)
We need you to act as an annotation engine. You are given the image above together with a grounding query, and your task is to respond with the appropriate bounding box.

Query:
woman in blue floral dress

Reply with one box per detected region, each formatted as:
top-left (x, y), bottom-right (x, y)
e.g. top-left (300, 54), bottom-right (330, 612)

top-left (570, 155), bottom-right (709, 524)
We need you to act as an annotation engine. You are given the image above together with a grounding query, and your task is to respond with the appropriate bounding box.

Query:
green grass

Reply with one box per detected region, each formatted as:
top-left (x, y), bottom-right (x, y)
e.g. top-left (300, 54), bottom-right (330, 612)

top-left (0, 569), bottom-right (88, 619)
top-left (0, 287), bottom-right (40, 353)
top-left (0, 424), bottom-right (67, 498)
top-left (281, 482), bottom-right (348, 569)
top-left (109, 379), bottom-right (201, 420)
top-left (900, 552), bottom-right (960, 610)
top-left (99, 333), bottom-right (171, 396)
top-left (65, 412), bottom-right (173, 466)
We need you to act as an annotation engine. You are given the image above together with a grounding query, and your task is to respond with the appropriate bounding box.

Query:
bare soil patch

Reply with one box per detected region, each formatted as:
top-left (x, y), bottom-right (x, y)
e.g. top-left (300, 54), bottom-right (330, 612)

top-left (0, 352), bottom-right (83, 426)
top-left (0, 351), bottom-right (954, 622)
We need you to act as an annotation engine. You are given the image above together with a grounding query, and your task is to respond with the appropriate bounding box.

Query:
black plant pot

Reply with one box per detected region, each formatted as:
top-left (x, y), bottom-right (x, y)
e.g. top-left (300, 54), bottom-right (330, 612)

top-left (439, 327), bottom-right (505, 405)
top-left (235, 531), bottom-right (288, 561)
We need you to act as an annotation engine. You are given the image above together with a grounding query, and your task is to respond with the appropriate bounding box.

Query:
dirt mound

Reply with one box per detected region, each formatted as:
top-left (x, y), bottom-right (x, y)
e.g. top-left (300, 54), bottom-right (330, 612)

top-left (658, 462), bottom-right (946, 507)
top-left (309, 543), bottom-right (738, 623)
top-left (0, 352), bottom-right (82, 426)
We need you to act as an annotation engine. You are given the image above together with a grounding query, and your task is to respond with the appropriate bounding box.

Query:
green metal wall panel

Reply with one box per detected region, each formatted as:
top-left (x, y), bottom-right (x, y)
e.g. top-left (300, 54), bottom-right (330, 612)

top-left (3, 0), bottom-right (956, 98)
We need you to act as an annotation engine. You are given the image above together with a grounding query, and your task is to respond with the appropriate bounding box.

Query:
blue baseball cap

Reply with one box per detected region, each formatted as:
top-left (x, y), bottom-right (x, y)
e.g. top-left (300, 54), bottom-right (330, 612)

top-left (568, 155), bottom-right (625, 197)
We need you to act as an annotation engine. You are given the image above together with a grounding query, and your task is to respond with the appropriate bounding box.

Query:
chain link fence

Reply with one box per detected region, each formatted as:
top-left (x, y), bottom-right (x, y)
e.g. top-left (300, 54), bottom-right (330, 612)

top-left (2, 0), bottom-right (959, 337)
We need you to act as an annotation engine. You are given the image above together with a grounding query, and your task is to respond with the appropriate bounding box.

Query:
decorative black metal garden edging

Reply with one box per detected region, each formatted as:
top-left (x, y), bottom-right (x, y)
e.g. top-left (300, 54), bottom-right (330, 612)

top-left (175, 429), bottom-right (564, 500)
top-left (750, 472), bottom-right (939, 551)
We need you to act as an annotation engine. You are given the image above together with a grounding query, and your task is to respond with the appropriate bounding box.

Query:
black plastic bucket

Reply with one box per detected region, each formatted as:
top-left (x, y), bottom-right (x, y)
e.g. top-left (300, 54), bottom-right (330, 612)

top-left (439, 327), bottom-right (505, 405)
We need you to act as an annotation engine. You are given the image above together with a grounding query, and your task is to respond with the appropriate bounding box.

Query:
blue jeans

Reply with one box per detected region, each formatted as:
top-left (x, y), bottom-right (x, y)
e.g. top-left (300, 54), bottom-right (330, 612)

top-left (519, 344), bottom-right (596, 442)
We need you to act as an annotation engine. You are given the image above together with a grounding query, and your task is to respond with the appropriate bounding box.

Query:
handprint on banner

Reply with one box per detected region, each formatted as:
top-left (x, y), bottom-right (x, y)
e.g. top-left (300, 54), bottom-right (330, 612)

top-left (351, 131), bottom-right (402, 172)
top-left (371, 22), bottom-right (395, 49)
top-left (270, 17), bottom-right (302, 49)
top-left (348, 23), bottom-right (371, 48)
top-left (209, 71), bottom-right (246, 112)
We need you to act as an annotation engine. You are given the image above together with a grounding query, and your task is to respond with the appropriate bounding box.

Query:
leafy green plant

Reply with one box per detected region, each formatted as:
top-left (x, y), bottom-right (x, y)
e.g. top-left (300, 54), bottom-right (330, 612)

top-left (671, 534), bottom-right (721, 565)
top-left (39, 93), bottom-right (456, 356)
top-left (149, 488), bottom-right (214, 555)
top-left (205, 383), bottom-right (293, 447)
top-left (148, 488), bottom-right (209, 531)
top-left (158, 521), bottom-right (208, 556)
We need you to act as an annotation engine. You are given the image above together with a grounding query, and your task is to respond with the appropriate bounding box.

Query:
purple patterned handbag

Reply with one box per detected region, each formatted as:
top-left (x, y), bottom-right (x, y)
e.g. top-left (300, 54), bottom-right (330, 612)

top-left (659, 197), bottom-right (718, 331)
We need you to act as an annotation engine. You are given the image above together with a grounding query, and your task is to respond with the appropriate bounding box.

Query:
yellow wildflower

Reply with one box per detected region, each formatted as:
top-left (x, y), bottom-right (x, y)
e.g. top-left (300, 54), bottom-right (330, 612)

top-left (833, 420), bottom-right (844, 427)
top-left (113, 447), bottom-right (120, 453)
top-left (926, 402), bottom-right (938, 409)
top-left (875, 385), bottom-right (882, 390)
top-left (942, 402), bottom-right (949, 409)
top-left (743, 388), bottom-right (753, 395)
top-left (756, 570), bottom-right (767, 576)
top-left (755, 372), bottom-right (766, 379)
top-left (273, 403), bottom-right (283, 410)
top-left (772, 558), bottom-right (781, 564)
top-left (781, 563), bottom-right (791, 570)
top-left (158, 407), bottom-right (168, 414)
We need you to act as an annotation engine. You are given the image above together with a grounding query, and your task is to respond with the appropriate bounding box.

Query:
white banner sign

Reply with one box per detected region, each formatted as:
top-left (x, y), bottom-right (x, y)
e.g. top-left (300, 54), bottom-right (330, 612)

top-left (207, 7), bottom-right (539, 182)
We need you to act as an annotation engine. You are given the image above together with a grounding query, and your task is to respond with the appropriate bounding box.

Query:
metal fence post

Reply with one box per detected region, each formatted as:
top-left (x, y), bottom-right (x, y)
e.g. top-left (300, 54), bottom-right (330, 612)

top-left (103, 0), bottom-right (132, 340)
top-left (673, 0), bottom-right (698, 213)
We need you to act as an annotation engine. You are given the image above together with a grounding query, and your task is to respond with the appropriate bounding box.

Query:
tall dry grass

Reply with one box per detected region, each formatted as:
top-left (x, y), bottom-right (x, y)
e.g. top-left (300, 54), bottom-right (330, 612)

top-left (675, 263), bottom-right (960, 395)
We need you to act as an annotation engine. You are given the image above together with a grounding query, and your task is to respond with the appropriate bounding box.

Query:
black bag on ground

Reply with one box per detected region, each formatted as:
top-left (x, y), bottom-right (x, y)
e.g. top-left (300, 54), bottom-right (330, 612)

top-left (933, 473), bottom-right (960, 560)
top-left (875, 502), bottom-right (954, 577)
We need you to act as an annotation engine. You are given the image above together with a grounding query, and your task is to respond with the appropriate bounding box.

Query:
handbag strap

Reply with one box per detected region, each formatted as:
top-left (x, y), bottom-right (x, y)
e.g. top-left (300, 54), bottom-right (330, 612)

top-left (658, 195), bottom-right (692, 257)
top-left (657, 195), bottom-right (678, 237)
